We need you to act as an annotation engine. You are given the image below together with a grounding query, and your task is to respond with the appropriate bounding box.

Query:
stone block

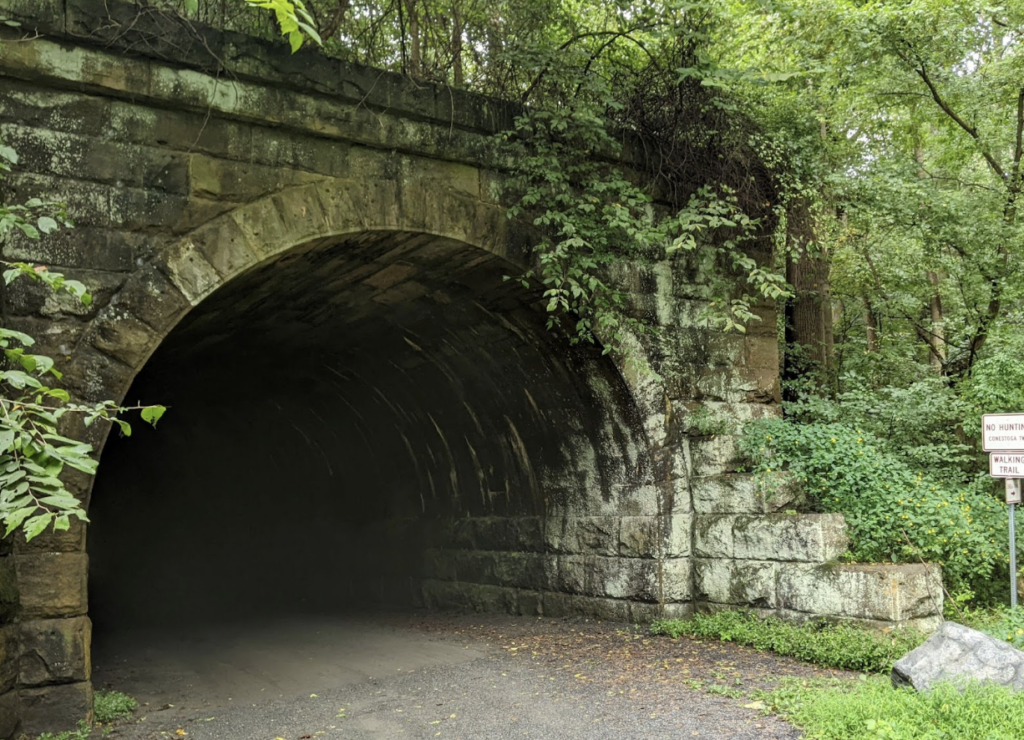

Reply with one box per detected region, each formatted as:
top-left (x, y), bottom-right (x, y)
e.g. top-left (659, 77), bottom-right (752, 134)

top-left (690, 435), bottom-right (741, 477)
top-left (109, 266), bottom-right (190, 332)
top-left (0, 627), bottom-right (17, 693)
top-left (668, 476), bottom-right (693, 514)
top-left (19, 617), bottom-right (91, 687)
top-left (661, 558), bottom-right (692, 603)
top-left (692, 474), bottom-right (761, 514)
top-left (419, 549), bottom-right (458, 581)
top-left (618, 516), bottom-right (659, 558)
top-left (0, 689), bottom-right (16, 740)
top-left (542, 593), bottom-right (630, 622)
top-left (0, 558), bottom-right (18, 625)
top-left (162, 240), bottom-right (222, 305)
top-left (188, 216), bottom-right (261, 280)
top-left (892, 622), bottom-right (1024, 692)
top-left (511, 590), bottom-right (539, 617)
top-left (598, 558), bottom-right (659, 601)
top-left (776, 563), bottom-right (943, 625)
top-left (514, 517), bottom-right (544, 552)
top-left (544, 516), bottom-right (619, 556)
top-left (15, 517), bottom-right (87, 554)
top-left (653, 602), bottom-right (694, 621)
top-left (189, 154), bottom-right (321, 200)
top-left (493, 553), bottom-right (550, 591)
top-left (694, 516), bottom-right (734, 558)
top-left (664, 514), bottom-right (692, 557)
top-left (19, 681), bottom-right (93, 737)
top-left (556, 555), bottom-right (657, 600)
top-left (694, 558), bottom-right (778, 609)
top-left (90, 313), bottom-right (160, 367)
top-left (732, 513), bottom-right (848, 562)
top-left (470, 517), bottom-right (520, 552)
top-left (744, 335), bottom-right (779, 369)
top-left (691, 470), bottom-right (804, 515)
top-left (15, 552), bottom-right (88, 618)
top-left (453, 550), bottom-right (498, 585)
top-left (615, 484), bottom-right (661, 517)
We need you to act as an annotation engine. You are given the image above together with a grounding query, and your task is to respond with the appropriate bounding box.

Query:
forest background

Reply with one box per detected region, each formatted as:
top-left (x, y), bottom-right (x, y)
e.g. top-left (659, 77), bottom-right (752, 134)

top-left (5, 0), bottom-right (1024, 608)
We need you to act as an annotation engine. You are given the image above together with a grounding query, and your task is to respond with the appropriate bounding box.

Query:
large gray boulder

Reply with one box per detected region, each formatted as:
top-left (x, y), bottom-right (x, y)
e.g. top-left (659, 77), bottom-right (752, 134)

top-left (892, 621), bottom-right (1024, 691)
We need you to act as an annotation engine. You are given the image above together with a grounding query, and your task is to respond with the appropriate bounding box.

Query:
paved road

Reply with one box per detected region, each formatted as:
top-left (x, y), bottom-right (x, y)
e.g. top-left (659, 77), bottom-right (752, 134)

top-left (96, 613), bottom-right (805, 740)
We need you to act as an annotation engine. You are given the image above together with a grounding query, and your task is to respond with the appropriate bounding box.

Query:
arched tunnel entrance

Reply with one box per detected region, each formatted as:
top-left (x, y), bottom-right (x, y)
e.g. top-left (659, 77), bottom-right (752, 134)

top-left (86, 230), bottom-right (653, 703)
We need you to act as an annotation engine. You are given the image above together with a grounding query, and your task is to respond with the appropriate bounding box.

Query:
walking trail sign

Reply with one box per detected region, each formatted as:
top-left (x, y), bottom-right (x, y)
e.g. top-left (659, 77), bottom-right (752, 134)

top-left (983, 413), bottom-right (1024, 608)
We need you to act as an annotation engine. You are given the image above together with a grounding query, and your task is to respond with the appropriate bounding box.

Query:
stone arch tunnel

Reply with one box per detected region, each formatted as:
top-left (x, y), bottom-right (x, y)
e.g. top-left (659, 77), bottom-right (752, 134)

top-left (0, 0), bottom-right (942, 734)
top-left (87, 229), bottom-right (653, 631)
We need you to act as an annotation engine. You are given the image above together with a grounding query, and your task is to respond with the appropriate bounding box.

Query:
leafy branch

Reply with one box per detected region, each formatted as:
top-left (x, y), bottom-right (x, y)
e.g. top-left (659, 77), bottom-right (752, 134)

top-left (1, 133), bottom-right (166, 541)
top-left (0, 263), bottom-right (167, 541)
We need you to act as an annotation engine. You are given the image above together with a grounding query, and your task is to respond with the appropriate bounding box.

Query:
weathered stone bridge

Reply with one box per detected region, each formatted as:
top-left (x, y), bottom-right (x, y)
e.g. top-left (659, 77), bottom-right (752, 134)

top-left (0, 0), bottom-right (941, 735)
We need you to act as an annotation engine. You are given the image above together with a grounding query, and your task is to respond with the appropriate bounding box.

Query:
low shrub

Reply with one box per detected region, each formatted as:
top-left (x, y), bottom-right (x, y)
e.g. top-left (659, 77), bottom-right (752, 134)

top-left (738, 417), bottom-right (1008, 600)
top-left (650, 610), bottom-right (926, 674)
top-left (93, 689), bottom-right (138, 723)
top-left (766, 676), bottom-right (1024, 740)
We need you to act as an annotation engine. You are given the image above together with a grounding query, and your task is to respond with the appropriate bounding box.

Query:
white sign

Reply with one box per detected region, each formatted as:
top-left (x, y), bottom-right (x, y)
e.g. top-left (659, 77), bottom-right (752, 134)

top-left (983, 413), bottom-right (1024, 451)
top-left (1008, 479), bottom-right (1023, 505)
top-left (991, 452), bottom-right (1024, 478)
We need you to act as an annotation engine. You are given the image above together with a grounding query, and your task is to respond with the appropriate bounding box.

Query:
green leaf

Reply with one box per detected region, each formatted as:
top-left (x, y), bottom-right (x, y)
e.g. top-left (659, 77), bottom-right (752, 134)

top-left (23, 514), bottom-right (51, 542)
top-left (36, 216), bottom-right (58, 235)
top-left (141, 405), bottom-right (167, 427)
top-left (114, 419), bottom-right (132, 437)
top-left (3, 507), bottom-right (36, 537)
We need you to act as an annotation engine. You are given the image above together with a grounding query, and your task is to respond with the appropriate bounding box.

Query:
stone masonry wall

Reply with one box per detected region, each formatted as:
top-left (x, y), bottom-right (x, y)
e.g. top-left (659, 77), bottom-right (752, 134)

top-left (0, 0), bottom-right (942, 734)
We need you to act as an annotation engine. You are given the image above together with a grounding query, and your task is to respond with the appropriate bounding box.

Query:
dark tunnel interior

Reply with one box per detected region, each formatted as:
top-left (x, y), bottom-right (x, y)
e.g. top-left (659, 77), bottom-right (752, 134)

top-left (87, 231), bottom-right (649, 633)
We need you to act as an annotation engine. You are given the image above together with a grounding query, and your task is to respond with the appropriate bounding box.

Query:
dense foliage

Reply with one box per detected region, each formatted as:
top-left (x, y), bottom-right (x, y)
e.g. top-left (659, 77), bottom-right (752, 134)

top-left (740, 418), bottom-right (1006, 599)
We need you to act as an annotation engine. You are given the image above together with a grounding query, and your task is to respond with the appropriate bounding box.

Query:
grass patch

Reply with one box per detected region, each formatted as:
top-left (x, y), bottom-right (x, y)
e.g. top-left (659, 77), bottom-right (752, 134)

top-left (650, 610), bottom-right (927, 673)
top-left (94, 689), bottom-right (138, 724)
top-left (765, 676), bottom-right (1024, 740)
top-left (35, 720), bottom-right (91, 740)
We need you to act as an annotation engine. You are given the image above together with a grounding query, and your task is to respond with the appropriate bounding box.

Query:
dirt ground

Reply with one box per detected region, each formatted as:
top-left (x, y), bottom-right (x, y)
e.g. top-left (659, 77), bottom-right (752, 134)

top-left (93, 611), bottom-right (855, 740)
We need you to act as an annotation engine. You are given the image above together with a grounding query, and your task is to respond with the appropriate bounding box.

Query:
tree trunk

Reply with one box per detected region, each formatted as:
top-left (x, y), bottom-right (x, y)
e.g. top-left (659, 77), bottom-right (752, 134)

top-left (452, 7), bottom-right (464, 86)
top-left (406, 0), bottom-right (421, 77)
top-left (783, 198), bottom-right (833, 394)
top-left (927, 270), bottom-right (946, 372)
top-left (864, 297), bottom-right (878, 353)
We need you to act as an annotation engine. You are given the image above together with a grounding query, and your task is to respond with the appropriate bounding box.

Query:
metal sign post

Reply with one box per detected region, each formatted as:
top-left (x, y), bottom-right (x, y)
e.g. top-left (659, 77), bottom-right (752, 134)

top-left (985, 415), bottom-right (1024, 610)
top-left (1010, 479), bottom-right (1022, 609)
